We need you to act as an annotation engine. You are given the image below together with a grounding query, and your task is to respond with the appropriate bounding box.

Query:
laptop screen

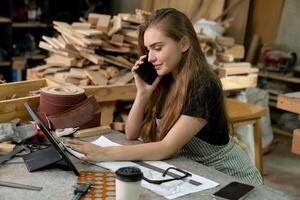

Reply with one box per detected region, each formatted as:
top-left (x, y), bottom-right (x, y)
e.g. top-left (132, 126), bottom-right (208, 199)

top-left (24, 102), bottom-right (80, 176)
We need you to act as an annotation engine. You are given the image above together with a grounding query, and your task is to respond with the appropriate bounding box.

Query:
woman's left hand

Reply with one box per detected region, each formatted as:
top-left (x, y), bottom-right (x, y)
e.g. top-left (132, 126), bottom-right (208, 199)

top-left (67, 140), bottom-right (107, 162)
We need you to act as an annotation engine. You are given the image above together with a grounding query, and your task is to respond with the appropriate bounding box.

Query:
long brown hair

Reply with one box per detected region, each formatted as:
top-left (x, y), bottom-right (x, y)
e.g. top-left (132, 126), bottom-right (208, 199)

top-left (138, 8), bottom-right (225, 142)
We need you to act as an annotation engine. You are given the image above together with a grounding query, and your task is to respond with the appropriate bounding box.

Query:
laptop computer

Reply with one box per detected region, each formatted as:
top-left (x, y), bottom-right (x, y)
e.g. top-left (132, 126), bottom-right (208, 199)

top-left (23, 102), bottom-right (79, 176)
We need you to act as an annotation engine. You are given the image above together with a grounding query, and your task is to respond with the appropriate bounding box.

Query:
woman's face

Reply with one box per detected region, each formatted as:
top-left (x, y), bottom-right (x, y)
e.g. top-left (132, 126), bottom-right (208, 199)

top-left (143, 27), bottom-right (183, 77)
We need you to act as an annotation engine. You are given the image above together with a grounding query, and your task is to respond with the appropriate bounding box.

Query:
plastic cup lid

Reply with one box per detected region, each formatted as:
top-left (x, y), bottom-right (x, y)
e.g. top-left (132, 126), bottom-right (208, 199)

top-left (115, 167), bottom-right (143, 182)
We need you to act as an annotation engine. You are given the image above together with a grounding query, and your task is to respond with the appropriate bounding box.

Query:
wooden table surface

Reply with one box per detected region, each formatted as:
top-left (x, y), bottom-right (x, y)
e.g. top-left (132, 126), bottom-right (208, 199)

top-left (0, 132), bottom-right (291, 200)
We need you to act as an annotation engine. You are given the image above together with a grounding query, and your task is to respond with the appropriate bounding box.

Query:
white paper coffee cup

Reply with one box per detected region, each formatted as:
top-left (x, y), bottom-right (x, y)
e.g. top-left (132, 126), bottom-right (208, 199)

top-left (115, 167), bottom-right (143, 200)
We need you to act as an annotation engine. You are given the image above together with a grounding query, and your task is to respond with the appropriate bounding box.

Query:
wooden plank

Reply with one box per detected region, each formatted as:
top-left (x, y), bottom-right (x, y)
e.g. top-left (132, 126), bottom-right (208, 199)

top-left (45, 54), bottom-right (77, 66)
top-left (96, 14), bottom-right (111, 33)
top-left (246, 34), bottom-right (260, 63)
top-left (68, 68), bottom-right (87, 79)
top-left (42, 36), bottom-right (60, 49)
top-left (74, 29), bottom-right (103, 37)
top-left (221, 74), bottom-right (257, 90)
top-left (108, 15), bottom-right (122, 36)
top-left (83, 83), bottom-right (136, 102)
top-left (106, 66), bottom-right (120, 78)
top-left (115, 56), bottom-right (134, 68)
top-left (292, 129), bottom-right (300, 155)
top-left (80, 52), bottom-right (104, 65)
top-left (168, 1), bottom-right (189, 13)
top-left (140, 0), bottom-right (153, 11)
top-left (277, 92), bottom-right (300, 114)
top-left (105, 55), bottom-right (132, 69)
top-left (39, 41), bottom-right (70, 57)
top-left (208, 0), bottom-right (226, 20)
top-left (224, 0), bottom-right (250, 44)
top-left (217, 53), bottom-right (234, 62)
top-left (184, 0), bottom-right (225, 22)
top-left (120, 14), bottom-right (144, 24)
top-left (0, 96), bottom-right (39, 122)
top-left (79, 79), bottom-right (90, 86)
top-left (152, 0), bottom-right (169, 11)
top-left (258, 72), bottom-right (300, 85)
top-left (249, 0), bottom-right (284, 44)
top-left (190, 0), bottom-right (214, 22)
top-left (108, 72), bottom-right (134, 85)
top-left (216, 36), bottom-right (235, 46)
top-left (27, 65), bottom-right (50, 79)
top-left (221, 62), bottom-right (251, 68)
top-left (54, 26), bottom-right (87, 47)
top-left (111, 34), bottom-right (124, 46)
top-left (85, 70), bottom-right (108, 85)
top-left (100, 101), bottom-right (116, 126)
top-left (103, 56), bottom-right (132, 69)
top-left (55, 36), bottom-right (68, 48)
top-left (0, 143), bottom-right (15, 153)
top-left (73, 126), bottom-right (112, 138)
top-left (71, 22), bottom-right (91, 30)
top-left (0, 79), bottom-right (47, 101)
top-left (224, 45), bottom-right (245, 59)
top-left (88, 13), bottom-right (103, 26)
top-left (41, 67), bottom-right (70, 77)
top-left (219, 66), bottom-right (258, 77)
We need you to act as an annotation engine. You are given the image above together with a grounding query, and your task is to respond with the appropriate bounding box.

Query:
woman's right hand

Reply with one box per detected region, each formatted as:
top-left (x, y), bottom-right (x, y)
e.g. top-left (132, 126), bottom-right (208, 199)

top-left (132, 55), bottom-right (161, 100)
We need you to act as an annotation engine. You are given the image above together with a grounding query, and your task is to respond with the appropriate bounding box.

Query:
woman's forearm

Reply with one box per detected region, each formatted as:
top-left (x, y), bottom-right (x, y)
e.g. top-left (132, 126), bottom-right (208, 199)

top-left (125, 94), bottom-right (149, 140)
top-left (102, 141), bottom-right (174, 161)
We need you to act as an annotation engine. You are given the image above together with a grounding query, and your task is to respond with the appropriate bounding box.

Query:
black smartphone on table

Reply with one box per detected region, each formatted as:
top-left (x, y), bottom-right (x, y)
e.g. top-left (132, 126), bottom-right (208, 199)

top-left (135, 56), bottom-right (158, 85)
top-left (213, 181), bottom-right (255, 200)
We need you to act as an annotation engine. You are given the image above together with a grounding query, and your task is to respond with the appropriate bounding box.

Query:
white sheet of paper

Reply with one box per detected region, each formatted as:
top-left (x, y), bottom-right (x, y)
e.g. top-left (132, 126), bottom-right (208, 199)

top-left (67, 136), bottom-right (219, 199)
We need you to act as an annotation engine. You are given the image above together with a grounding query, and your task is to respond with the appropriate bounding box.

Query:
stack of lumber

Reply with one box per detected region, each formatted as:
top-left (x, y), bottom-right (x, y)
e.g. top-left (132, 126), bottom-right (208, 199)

top-left (197, 34), bottom-right (245, 64)
top-left (28, 8), bottom-right (257, 90)
top-left (218, 62), bottom-right (258, 91)
top-left (196, 33), bottom-right (258, 91)
top-left (28, 9), bottom-right (152, 86)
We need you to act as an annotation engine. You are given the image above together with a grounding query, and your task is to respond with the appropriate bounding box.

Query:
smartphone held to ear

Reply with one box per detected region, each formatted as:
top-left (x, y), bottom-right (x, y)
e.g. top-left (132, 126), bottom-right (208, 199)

top-left (135, 56), bottom-right (158, 85)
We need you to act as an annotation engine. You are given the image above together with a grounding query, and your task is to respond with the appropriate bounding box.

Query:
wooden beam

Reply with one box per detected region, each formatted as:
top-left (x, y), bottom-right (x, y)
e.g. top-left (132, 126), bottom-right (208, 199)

top-left (100, 101), bottom-right (116, 126)
top-left (292, 129), bottom-right (300, 155)
top-left (277, 92), bottom-right (300, 114)
top-left (73, 126), bottom-right (112, 138)
top-left (221, 74), bottom-right (257, 90)
top-left (96, 14), bottom-right (111, 33)
top-left (85, 70), bottom-right (108, 85)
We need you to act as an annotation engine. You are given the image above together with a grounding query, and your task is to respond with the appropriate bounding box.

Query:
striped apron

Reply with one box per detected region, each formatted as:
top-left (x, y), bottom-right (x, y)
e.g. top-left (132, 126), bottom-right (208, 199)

top-left (180, 136), bottom-right (263, 185)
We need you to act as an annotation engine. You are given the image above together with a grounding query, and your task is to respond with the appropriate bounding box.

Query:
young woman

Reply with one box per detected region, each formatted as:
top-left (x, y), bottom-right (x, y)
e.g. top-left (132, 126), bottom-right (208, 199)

top-left (68, 8), bottom-right (262, 185)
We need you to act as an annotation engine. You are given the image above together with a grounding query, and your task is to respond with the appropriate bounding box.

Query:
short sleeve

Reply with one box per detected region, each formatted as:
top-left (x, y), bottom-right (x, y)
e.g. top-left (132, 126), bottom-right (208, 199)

top-left (182, 75), bottom-right (221, 120)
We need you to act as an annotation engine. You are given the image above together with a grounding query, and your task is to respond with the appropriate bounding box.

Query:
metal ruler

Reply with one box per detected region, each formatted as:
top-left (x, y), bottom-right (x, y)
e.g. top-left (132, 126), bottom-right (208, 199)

top-left (133, 161), bottom-right (202, 186)
top-left (0, 180), bottom-right (42, 191)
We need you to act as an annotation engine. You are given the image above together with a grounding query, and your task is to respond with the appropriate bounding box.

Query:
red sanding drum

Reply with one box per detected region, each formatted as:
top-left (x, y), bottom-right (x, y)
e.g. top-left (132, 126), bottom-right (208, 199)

top-left (39, 86), bottom-right (86, 115)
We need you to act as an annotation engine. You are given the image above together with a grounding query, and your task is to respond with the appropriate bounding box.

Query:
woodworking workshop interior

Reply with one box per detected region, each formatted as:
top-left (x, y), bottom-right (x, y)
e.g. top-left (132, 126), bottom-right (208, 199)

top-left (0, 0), bottom-right (299, 200)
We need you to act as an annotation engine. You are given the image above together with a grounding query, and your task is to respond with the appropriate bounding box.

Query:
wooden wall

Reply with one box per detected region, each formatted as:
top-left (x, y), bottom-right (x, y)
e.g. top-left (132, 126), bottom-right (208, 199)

top-left (247, 0), bottom-right (284, 44)
top-left (139, 0), bottom-right (284, 48)
top-left (140, 0), bottom-right (251, 45)
top-left (140, 0), bottom-right (225, 23)
top-left (224, 0), bottom-right (250, 45)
